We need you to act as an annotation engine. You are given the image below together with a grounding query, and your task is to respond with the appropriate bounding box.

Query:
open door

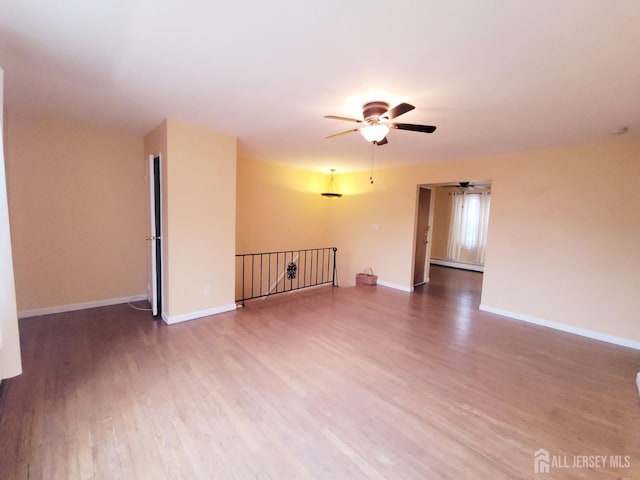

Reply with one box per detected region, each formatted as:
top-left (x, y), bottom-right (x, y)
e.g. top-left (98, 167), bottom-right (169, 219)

top-left (413, 186), bottom-right (432, 286)
top-left (147, 155), bottom-right (162, 317)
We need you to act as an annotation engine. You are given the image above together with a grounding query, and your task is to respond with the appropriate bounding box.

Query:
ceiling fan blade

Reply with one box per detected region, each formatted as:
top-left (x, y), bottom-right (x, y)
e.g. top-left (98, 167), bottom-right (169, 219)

top-left (324, 115), bottom-right (363, 123)
top-left (391, 123), bottom-right (437, 133)
top-left (384, 103), bottom-right (415, 120)
top-left (374, 137), bottom-right (388, 146)
top-left (326, 128), bottom-right (359, 139)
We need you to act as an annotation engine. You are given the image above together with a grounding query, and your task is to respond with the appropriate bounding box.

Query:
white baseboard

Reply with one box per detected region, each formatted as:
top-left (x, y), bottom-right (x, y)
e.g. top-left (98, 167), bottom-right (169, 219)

top-left (479, 304), bottom-right (640, 350)
top-left (18, 294), bottom-right (148, 319)
top-left (377, 280), bottom-right (413, 293)
top-left (162, 303), bottom-right (237, 325)
top-left (431, 259), bottom-right (484, 272)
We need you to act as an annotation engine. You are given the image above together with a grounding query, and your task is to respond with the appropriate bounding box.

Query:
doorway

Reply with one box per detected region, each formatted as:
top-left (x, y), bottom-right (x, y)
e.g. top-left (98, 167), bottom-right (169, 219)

top-left (430, 181), bottom-right (491, 272)
top-left (412, 180), bottom-right (492, 291)
top-left (147, 155), bottom-right (162, 317)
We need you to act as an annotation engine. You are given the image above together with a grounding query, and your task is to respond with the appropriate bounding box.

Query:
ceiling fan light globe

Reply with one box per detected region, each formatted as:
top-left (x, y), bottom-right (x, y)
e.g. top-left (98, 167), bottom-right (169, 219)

top-left (360, 124), bottom-right (389, 143)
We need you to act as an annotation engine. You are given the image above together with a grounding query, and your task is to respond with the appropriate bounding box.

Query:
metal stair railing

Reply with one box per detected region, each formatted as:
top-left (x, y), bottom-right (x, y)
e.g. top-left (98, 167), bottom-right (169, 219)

top-left (235, 247), bottom-right (337, 305)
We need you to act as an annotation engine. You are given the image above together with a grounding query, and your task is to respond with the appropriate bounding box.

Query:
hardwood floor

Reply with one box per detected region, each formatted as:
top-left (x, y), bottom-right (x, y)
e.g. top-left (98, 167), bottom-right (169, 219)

top-left (1, 266), bottom-right (639, 479)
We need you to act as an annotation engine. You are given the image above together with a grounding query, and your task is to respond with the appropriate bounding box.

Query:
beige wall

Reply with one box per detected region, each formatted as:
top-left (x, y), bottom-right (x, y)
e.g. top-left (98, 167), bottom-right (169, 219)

top-left (329, 168), bottom-right (424, 289)
top-left (236, 157), bottom-right (331, 253)
top-left (430, 186), bottom-right (451, 259)
top-left (5, 111), bottom-right (235, 323)
top-left (0, 67), bottom-right (22, 379)
top-left (479, 141), bottom-right (639, 342)
top-left (5, 109), bottom-right (147, 312)
top-left (160, 119), bottom-right (237, 320)
top-left (235, 158), bottom-right (335, 300)
top-left (331, 138), bottom-right (640, 342)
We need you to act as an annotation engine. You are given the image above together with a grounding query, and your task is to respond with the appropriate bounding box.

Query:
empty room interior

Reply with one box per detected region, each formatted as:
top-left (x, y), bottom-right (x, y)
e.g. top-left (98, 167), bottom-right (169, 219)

top-left (1, 2), bottom-right (639, 479)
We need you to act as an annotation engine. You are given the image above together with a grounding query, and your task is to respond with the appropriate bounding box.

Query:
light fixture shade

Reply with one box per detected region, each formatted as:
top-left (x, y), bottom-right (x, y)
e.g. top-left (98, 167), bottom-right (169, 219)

top-left (360, 123), bottom-right (389, 143)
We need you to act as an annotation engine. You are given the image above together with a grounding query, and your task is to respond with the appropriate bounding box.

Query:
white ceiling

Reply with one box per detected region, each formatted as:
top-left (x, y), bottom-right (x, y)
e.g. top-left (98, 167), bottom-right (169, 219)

top-left (1, 1), bottom-right (639, 172)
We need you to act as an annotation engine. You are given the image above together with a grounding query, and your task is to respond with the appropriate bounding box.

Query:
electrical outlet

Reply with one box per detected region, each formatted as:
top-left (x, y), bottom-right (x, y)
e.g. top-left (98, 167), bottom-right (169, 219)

top-left (371, 223), bottom-right (379, 231)
top-left (204, 284), bottom-right (211, 296)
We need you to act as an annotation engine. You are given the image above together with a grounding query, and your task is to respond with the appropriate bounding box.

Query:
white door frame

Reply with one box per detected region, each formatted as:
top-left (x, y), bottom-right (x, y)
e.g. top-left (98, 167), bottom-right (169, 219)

top-left (413, 185), bottom-right (434, 286)
top-left (147, 154), bottom-right (162, 317)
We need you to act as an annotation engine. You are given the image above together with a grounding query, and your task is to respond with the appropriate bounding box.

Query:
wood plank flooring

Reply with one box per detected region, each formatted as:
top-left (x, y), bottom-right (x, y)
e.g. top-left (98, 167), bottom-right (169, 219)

top-left (1, 266), bottom-right (639, 479)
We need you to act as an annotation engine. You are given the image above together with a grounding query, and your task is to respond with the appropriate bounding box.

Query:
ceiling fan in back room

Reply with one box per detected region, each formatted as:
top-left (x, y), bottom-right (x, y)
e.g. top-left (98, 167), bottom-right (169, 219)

top-left (442, 182), bottom-right (491, 191)
top-left (324, 101), bottom-right (437, 145)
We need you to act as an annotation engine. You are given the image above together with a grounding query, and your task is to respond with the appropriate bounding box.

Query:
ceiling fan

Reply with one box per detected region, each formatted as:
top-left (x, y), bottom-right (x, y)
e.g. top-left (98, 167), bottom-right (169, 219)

top-left (325, 101), bottom-right (436, 145)
top-left (442, 181), bottom-right (491, 190)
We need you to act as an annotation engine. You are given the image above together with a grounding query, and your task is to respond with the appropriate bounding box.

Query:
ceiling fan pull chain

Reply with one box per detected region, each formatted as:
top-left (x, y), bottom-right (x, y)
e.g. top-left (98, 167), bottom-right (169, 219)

top-left (369, 144), bottom-right (375, 184)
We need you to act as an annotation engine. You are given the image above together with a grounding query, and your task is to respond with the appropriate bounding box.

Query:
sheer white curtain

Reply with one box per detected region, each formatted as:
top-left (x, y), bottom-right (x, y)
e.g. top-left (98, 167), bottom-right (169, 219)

top-left (446, 192), bottom-right (491, 265)
top-left (447, 193), bottom-right (465, 260)
top-left (475, 192), bottom-right (491, 264)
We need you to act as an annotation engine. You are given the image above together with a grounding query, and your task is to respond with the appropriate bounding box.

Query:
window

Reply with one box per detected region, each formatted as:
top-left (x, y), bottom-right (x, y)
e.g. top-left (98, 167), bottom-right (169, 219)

top-left (447, 192), bottom-right (491, 265)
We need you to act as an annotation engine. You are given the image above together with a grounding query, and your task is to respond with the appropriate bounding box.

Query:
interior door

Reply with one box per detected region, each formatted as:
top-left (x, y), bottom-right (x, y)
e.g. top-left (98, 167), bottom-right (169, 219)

top-left (147, 155), bottom-right (162, 317)
top-left (413, 187), bottom-right (431, 286)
